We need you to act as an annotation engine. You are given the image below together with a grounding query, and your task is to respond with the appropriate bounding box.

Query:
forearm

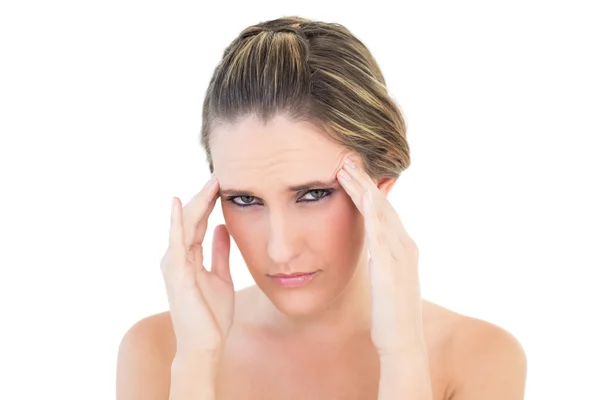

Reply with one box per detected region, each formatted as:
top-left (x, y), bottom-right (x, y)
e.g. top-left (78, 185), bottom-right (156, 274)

top-left (169, 352), bottom-right (219, 400)
top-left (378, 341), bottom-right (433, 400)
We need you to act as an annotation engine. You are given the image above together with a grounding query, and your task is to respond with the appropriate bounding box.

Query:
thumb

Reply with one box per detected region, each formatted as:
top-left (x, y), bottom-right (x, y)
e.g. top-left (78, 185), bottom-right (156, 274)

top-left (211, 224), bottom-right (232, 283)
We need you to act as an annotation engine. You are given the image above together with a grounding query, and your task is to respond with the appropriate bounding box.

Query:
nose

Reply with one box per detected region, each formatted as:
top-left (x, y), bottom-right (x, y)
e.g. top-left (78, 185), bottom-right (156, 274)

top-left (266, 211), bottom-right (301, 266)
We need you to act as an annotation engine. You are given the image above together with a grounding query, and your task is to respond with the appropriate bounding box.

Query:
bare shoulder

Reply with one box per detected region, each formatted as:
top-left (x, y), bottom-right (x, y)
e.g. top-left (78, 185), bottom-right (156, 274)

top-left (426, 301), bottom-right (528, 400)
top-left (115, 287), bottom-right (257, 399)
top-left (116, 311), bottom-right (176, 399)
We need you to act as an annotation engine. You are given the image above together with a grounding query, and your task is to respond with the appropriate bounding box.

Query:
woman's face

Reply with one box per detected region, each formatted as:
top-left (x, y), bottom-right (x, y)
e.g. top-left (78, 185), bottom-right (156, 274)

top-left (210, 114), bottom-right (368, 317)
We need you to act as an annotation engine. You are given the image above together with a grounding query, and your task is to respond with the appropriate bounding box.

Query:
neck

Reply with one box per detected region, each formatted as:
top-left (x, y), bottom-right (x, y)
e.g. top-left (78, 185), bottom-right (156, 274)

top-left (259, 250), bottom-right (373, 343)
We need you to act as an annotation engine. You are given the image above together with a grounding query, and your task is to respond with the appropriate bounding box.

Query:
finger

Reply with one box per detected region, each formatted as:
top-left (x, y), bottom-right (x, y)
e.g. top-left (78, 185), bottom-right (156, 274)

top-left (363, 191), bottom-right (388, 266)
top-left (189, 242), bottom-right (206, 273)
top-left (169, 197), bottom-right (186, 257)
top-left (364, 191), bottom-right (394, 287)
top-left (341, 158), bottom-right (413, 245)
top-left (211, 224), bottom-right (232, 283)
top-left (181, 175), bottom-right (220, 249)
top-left (364, 189), bottom-right (418, 287)
top-left (342, 157), bottom-right (380, 195)
top-left (164, 197), bottom-right (186, 274)
top-left (336, 166), bottom-right (368, 214)
top-left (337, 161), bottom-right (394, 263)
top-left (336, 157), bottom-right (383, 215)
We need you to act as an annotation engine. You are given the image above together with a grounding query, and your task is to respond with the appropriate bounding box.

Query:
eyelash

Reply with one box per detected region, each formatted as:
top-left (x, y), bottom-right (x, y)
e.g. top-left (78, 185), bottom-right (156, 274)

top-left (226, 189), bottom-right (334, 208)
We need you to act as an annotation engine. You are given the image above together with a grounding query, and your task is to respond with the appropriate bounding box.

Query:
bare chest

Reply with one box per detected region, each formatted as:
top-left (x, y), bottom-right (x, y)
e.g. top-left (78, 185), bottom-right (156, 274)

top-left (216, 342), bottom-right (380, 399)
top-left (214, 336), bottom-right (449, 400)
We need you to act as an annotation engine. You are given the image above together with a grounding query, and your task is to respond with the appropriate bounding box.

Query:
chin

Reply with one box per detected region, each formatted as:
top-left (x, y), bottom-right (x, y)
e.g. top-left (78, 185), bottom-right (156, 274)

top-left (272, 291), bottom-right (329, 318)
top-left (256, 274), bottom-right (353, 319)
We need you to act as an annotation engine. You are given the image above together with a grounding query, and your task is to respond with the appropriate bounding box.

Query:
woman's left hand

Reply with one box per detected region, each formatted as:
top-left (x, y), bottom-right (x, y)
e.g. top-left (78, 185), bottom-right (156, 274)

top-left (337, 157), bottom-right (425, 357)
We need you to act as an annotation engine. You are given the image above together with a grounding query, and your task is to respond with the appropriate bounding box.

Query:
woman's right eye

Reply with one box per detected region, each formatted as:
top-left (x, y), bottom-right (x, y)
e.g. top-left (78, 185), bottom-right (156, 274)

top-left (231, 195), bottom-right (258, 207)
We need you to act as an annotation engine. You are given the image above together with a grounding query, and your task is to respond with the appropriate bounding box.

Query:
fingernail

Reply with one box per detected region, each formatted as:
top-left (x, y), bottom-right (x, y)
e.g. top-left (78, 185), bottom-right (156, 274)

top-left (205, 174), bottom-right (216, 187)
top-left (339, 169), bottom-right (351, 181)
top-left (344, 158), bottom-right (357, 168)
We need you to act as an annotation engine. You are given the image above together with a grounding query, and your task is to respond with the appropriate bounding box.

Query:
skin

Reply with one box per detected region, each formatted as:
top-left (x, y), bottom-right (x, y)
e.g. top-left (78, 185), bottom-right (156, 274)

top-left (116, 114), bottom-right (528, 399)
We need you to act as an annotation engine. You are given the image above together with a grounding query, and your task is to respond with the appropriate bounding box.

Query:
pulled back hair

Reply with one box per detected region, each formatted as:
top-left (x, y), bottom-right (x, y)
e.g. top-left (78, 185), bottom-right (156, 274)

top-left (200, 16), bottom-right (410, 179)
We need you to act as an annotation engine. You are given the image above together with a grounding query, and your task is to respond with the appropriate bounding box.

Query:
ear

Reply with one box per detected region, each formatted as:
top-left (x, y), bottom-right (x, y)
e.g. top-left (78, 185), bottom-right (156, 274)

top-left (375, 177), bottom-right (397, 197)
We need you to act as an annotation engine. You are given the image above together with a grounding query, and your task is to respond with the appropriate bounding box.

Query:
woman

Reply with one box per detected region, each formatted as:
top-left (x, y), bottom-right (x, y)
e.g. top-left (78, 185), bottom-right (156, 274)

top-left (117, 16), bottom-right (527, 399)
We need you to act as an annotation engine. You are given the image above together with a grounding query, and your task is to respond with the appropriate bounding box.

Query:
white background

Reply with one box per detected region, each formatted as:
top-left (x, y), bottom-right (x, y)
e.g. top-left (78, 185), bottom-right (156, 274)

top-left (1, 1), bottom-right (598, 399)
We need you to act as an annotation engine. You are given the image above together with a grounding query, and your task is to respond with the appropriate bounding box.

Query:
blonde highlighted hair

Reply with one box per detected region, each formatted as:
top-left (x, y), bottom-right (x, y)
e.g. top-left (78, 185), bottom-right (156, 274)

top-left (200, 16), bottom-right (410, 179)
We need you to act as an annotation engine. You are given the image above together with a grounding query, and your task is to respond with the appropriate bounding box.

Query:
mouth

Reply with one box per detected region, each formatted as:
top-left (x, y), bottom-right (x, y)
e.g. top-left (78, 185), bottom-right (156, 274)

top-left (268, 271), bottom-right (319, 288)
top-left (270, 271), bottom-right (316, 277)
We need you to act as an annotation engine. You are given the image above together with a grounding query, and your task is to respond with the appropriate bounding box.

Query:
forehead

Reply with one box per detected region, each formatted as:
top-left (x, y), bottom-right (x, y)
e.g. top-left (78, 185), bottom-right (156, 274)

top-left (210, 115), bottom-right (349, 188)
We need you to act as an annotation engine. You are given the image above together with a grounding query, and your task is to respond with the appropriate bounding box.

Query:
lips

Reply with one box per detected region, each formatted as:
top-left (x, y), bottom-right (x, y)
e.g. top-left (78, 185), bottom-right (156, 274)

top-left (268, 271), bottom-right (319, 288)
top-left (270, 272), bottom-right (315, 277)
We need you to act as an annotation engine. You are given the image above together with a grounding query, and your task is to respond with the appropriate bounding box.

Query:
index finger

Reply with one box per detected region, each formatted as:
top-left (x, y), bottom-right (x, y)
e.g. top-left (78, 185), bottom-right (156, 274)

top-left (337, 158), bottom-right (411, 244)
top-left (181, 175), bottom-right (220, 248)
top-left (168, 196), bottom-right (186, 263)
top-left (336, 157), bottom-right (381, 214)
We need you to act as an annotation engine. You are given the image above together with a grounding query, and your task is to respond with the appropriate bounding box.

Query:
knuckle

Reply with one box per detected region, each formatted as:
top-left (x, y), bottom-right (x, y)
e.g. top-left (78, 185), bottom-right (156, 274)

top-left (406, 237), bottom-right (418, 254)
top-left (376, 229), bottom-right (387, 245)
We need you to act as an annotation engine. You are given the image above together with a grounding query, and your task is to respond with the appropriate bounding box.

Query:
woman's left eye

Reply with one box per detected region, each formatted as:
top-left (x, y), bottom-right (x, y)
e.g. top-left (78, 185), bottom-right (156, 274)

top-left (300, 189), bottom-right (331, 202)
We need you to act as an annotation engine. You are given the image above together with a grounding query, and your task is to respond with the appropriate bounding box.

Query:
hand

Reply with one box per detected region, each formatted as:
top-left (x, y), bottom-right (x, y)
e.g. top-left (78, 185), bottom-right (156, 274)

top-left (160, 175), bottom-right (234, 357)
top-left (337, 158), bottom-right (424, 357)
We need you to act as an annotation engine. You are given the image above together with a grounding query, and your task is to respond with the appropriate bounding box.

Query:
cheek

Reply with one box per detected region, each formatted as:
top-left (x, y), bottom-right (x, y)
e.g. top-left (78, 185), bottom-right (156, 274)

top-left (222, 204), bottom-right (253, 245)
top-left (309, 194), bottom-right (364, 263)
top-left (221, 203), bottom-right (265, 266)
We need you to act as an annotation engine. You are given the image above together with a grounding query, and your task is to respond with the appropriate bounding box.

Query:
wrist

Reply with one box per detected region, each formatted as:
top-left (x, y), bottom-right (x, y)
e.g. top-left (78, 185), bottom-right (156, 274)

top-left (172, 348), bottom-right (221, 370)
top-left (379, 344), bottom-right (428, 366)
top-left (377, 330), bottom-right (427, 360)
top-left (378, 345), bottom-right (433, 400)
top-left (170, 351), bottom-right (220, 400)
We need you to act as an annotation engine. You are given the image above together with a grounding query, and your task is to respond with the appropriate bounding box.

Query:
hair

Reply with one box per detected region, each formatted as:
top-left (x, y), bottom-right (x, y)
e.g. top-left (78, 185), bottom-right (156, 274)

top-left (200, 16), bottom-right (410, 179)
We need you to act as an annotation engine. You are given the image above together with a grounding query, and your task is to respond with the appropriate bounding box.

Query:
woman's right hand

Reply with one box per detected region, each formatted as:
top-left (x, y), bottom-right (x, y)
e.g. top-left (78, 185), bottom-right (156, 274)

top-left (160, 175), bottom-right (234, 358)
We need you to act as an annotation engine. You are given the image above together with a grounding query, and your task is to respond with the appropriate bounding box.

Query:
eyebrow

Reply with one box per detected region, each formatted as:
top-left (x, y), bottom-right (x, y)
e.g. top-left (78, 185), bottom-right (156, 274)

top-left (219, 177), bottom-right (340, 197)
